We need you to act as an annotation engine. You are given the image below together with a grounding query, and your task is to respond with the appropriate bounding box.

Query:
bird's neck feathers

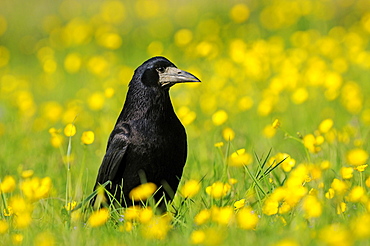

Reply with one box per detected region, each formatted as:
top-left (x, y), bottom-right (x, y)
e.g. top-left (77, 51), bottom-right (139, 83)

top-left (120, 83), bottom-right (176, 122)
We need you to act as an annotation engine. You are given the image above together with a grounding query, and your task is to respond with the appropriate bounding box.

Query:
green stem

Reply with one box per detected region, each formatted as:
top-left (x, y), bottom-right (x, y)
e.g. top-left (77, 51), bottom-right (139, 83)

top-left (79, 145), bottom-right (87, 181)
top-left (280, 128), bottom-right (312, 163)
top-left (303, 147), bottom-right (312, 163)
top-left (66, 135), bottom-right (72, 208)
top-left (76, 144), bottom-right (87, 200)
top-left (0, 191), bottom-right (9, 219)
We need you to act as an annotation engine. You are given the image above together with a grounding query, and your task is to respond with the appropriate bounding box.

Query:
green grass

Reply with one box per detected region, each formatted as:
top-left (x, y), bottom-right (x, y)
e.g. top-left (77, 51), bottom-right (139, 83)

top-left (1, 0), bottom-right (370, 245)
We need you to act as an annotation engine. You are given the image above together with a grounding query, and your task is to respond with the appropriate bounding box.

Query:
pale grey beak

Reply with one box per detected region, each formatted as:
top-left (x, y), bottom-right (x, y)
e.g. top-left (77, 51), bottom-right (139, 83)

top-left (159, 67), bottom-right (201, 88)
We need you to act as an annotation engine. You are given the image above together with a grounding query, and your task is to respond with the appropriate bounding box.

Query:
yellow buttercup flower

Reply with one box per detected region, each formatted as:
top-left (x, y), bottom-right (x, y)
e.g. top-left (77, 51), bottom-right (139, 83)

top-left (194, 209), bottom-right (211, 225)
top-left (0, 175), bottom-right (16, 193)
top-left (87, 57), bottom-right (109, 77)
top-left (50, 133), bottom-right (63, 148)
top-left (0, 220), bottom-right (9, 234)
top-left (302, 195), bottom-right (322, 218)
top-left (204, 228), bottom-right (226, 245)
top-left (21, 170), bottom-right (34, 179)
top-left (81, 131), bottom-right (95, 145)
top-left (104, 87), bottom-right (115, 98)
top-left (211, 206), bottom-right (234, 225)
top-left (236, 206), bottom-right (259, 230)
top-left (346, 148), bottom-right (369, 166)
top-left (269, 153), bottom-right (296, 172)
top-left (331, 178), bottom-right (348, 195)
top-left (177, 106), bottom-right (196, 126)
top-left (14, 212), bottom-right (32, 229)
top-left (3, 206), bottom-right (13, 216)
top-left (230, 4), bottom-right (250, 23)
top-left (319, 224), bottom-right (352, 246)
top-left (340, 167), bottom-right (353, 179)
top-left (12, 234), bottom-right (24, 245)
top-left (291, 88), bottom-right (309, 104)
top-left (228, 148), bottom-right (253, 167)
top-left (214, 142), bottom-right (224, 147)
top-left (124, 206), bottom-right (141, 221)
top-left (320, 160), bottom-right (331, 170)
top-left (87, 208), bottom-right (109, 227)
top-left (190, 230), bottom-right (206, 244)
top-left (64, 53), bottom-right (82, 74)
top-left (303, 134), bottom-right (323, 153)
top-left (318, 118), bottom-right (334, 133)
top-left (174, 29), bottom-right (193, 47)
top-left (97, 32), bottom-right (122, 50)
top-left (64, 123), bottom-right (76, 137)
top-left (222, 127), bottom-right (235, 141)
top-left (180, 180), bottom-right (201, 198)
top-left (34, 231), bottom-right (55, 246)
top-left (347, 186), bottom-right (366, 203)
top-left (141, 214), bottom-right (172, 240)
top-left (325, 188), bottom-right (335, 199)
top-left (20, 177), bottom-right (52, 201)
top-left (354, 164), bottom-right (368, 172)
top-left (64, 201), bottom-right (77, 211)
top-left (350, 214), bottom-right (370, 239)
top-left (206, 181), bottom-right (231, 199)
top-left (9, 196), bottom-right (31, 214)
top-left (212, 110), bottom-right (228, 126)
top-left (234, 199), bottom-right (246, 209)
top-left (41, 101), bottom-right (63, 123)
top-left (129, 183), bottom-right (157, 201)
top-left (262, 197), bottom-right (279, 216)
top-left (88, 92), bottom-right (105, 110)
top-left (119, 221), bottom-right (133, 232)
top-left (337, 202), bottom-right (347, 214)
top-left (238, 96), bottom-right (254, 111)
top-left (138, 207), bottom-right (153, 224)
top-left (272, 119), bottom-right (280, 129)
top-left (263, 124), bottom-right (277, 138)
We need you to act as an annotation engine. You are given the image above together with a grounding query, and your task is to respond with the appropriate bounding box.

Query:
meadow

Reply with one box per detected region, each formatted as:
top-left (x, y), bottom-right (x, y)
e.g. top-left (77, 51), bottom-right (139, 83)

top-left (1, 0), bottom-right (370, 245)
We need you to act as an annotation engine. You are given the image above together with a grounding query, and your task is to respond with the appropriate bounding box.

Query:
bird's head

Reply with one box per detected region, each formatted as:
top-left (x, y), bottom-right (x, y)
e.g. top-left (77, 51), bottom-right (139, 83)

top-left (133, 56), bottom-right (201, 89)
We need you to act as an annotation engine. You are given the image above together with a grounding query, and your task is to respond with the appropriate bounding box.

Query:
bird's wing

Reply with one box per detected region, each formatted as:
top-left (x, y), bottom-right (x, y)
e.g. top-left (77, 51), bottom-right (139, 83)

top-left (96, 124), bottom-right (130, 184)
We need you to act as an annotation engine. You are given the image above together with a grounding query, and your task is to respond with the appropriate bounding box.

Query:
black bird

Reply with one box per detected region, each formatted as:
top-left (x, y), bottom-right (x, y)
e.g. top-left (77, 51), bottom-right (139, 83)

top-left (92, 56), bottom-right (200, 208)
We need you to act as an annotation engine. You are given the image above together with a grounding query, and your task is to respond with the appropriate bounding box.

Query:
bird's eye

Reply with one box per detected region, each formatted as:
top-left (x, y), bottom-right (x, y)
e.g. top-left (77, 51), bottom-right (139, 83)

top-left (157, 67), bottom-right (165, 73)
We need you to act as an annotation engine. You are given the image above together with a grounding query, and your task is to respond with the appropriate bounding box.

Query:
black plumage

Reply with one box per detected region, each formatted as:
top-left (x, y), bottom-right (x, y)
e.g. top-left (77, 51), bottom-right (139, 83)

top-left (92, 56), bottom-right (200, 208)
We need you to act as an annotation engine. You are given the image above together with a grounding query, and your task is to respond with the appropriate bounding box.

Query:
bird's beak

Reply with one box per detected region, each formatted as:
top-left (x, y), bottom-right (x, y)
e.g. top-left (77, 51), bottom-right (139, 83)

top-left (159, 67), bottom-right (201, 88)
